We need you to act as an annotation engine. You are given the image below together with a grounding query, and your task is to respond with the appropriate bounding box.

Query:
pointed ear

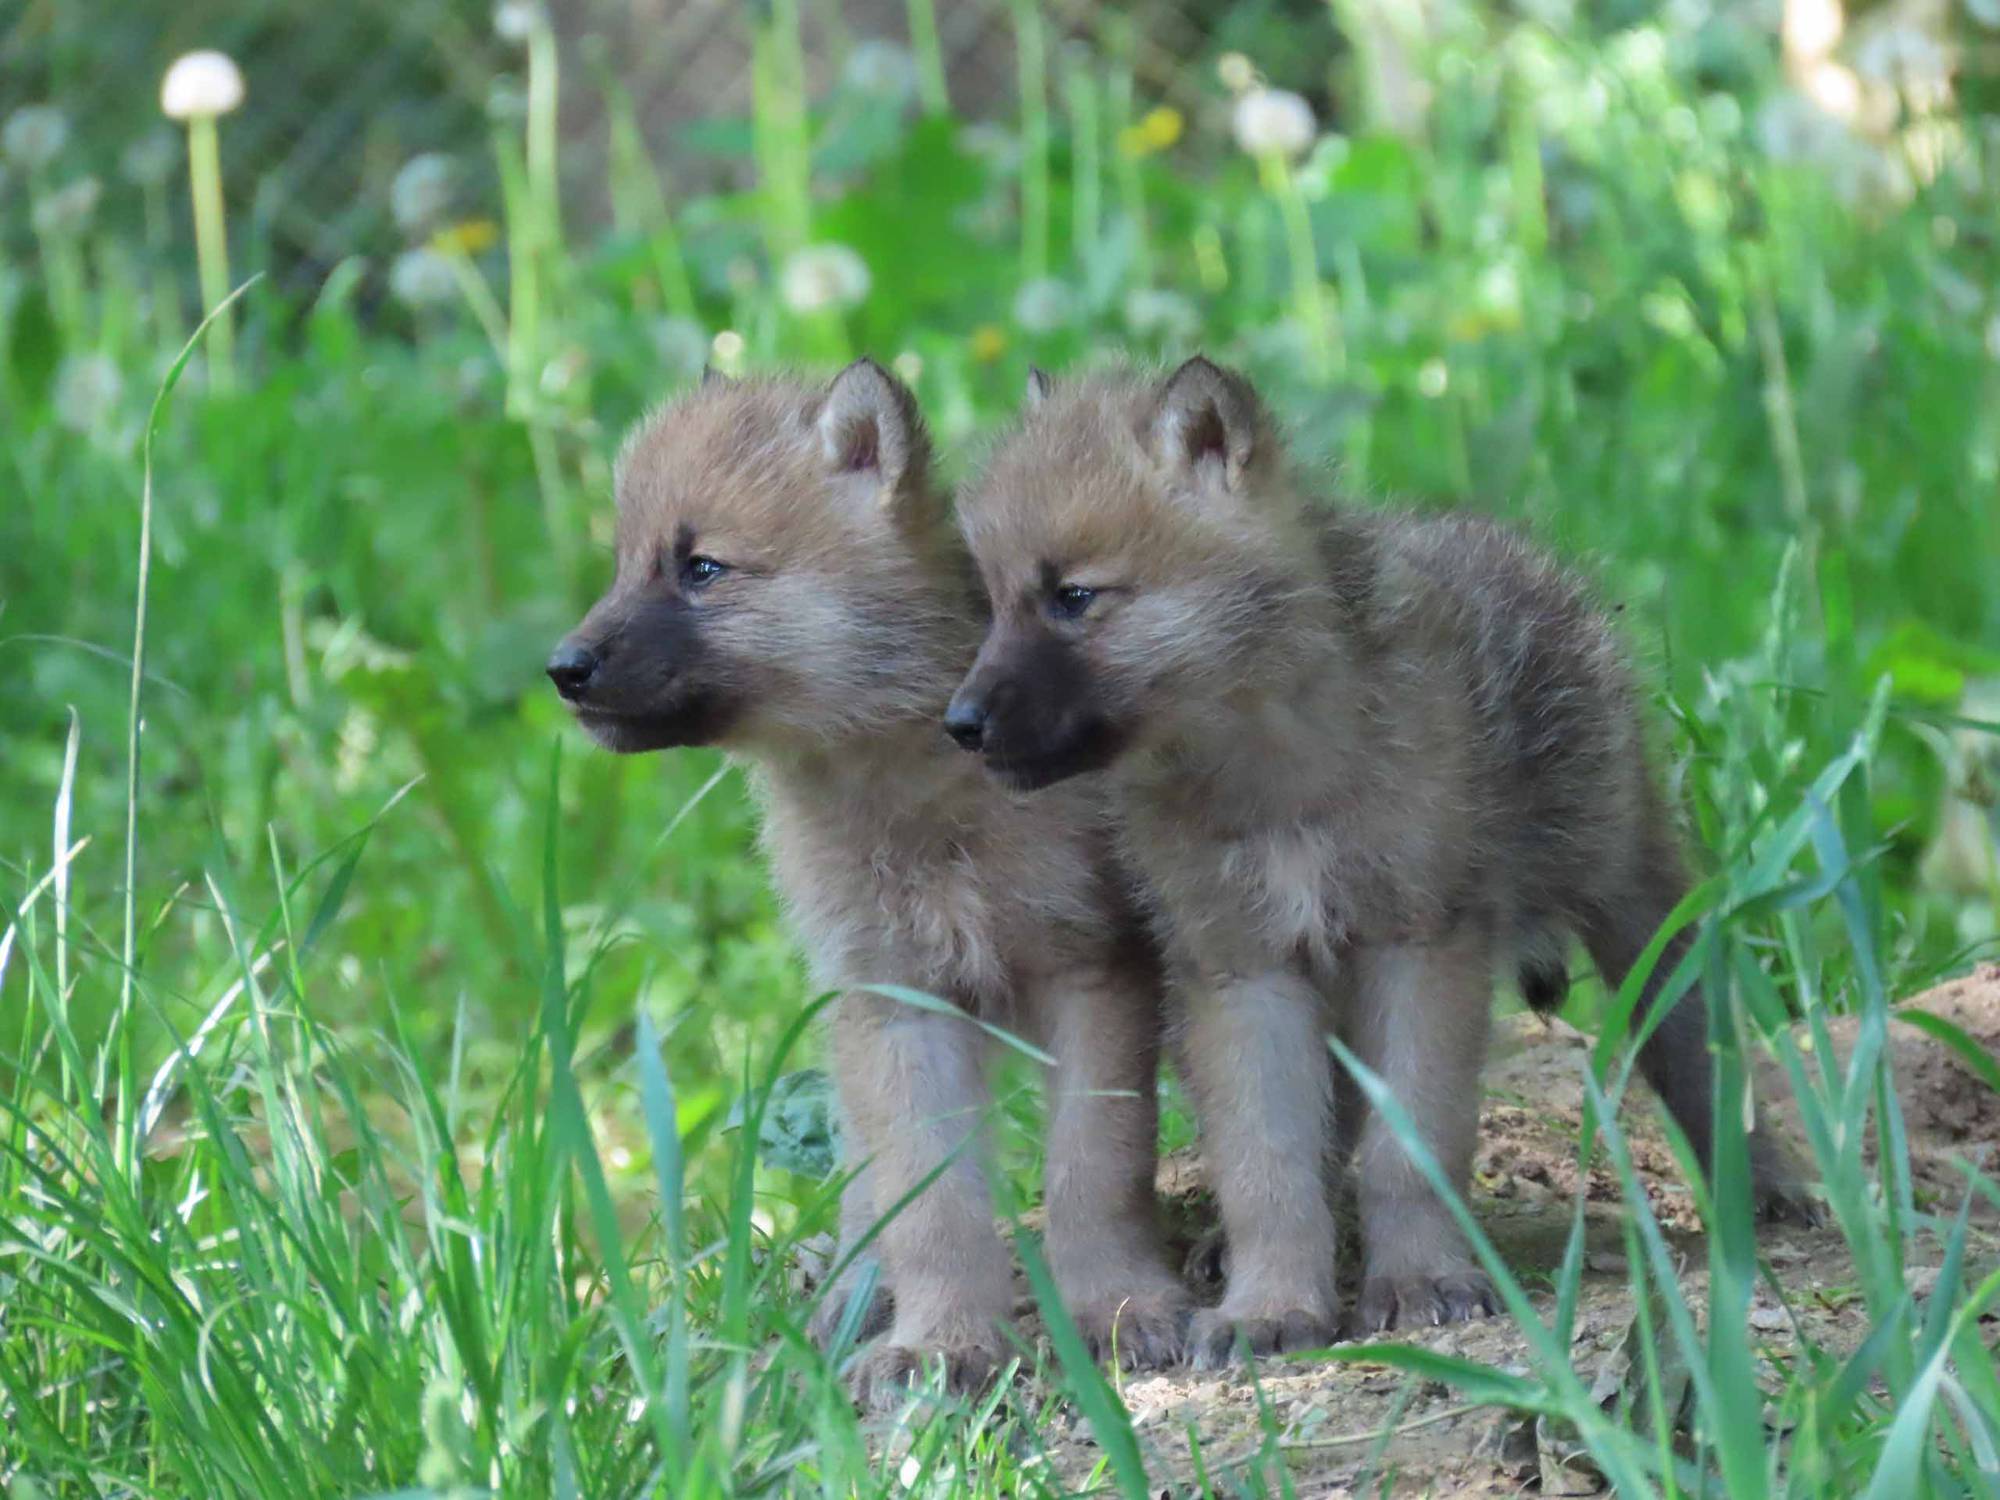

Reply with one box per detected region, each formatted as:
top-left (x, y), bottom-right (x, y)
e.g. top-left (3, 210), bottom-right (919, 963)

top-left (1140, 356), bottom-right (1261, 490)
top-left (818, 357), bottom-right (929, 507)
top-left (701, 363), bottom-right (731, 388)
top-left (1025, 366), bottom-right (1054, 408)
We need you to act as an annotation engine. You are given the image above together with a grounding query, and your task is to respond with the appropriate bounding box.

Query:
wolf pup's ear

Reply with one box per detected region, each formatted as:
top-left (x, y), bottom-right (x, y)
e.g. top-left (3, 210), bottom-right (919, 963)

top-left (1141, 356), bottom-right (1261, 493)
top-left (700, 363), bottom-right (732, 388)
top-left (819, 357), bottom-right (930, 510)
top-left (1025, 365), bottom-right (1054, 408)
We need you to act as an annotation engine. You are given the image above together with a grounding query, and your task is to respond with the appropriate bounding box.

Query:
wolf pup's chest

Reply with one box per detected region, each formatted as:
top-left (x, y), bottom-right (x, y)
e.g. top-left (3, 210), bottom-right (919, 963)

top-left (760, 808), bottom-right (1023, 1007)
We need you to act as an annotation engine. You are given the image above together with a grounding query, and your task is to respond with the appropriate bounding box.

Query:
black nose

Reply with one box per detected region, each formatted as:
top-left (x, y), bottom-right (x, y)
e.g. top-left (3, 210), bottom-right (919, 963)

top-left (546, 641), bottom-right (599, 701)
top-left (943, 697), bottom-right (987, 752)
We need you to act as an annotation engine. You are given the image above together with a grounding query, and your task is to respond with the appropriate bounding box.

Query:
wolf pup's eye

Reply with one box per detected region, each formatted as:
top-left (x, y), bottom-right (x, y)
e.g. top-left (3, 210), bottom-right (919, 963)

top-left (684, 555), bottom-right (728, 588)
top-left (1051, 583), bottom-right (1097, 620)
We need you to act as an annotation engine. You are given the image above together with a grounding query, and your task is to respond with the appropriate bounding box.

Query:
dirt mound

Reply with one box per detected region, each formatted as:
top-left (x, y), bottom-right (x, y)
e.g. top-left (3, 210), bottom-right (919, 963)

top-left (1037, 966), bottom-right (2000, 1495)
top-left (1847, 962), bottom-right (2000, 1154)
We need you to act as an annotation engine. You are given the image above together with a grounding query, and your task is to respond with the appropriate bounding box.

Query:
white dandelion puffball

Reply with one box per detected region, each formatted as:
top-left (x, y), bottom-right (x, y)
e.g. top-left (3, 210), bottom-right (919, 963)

top-left (391, 153), bottom-right (454, 234)
top-left (845, 40), bottom-right (917, 104)
top-left (780, 244), bottom-right (871, 314)
top-left (1123, 287), bottom-right (1198, 342)
top-left (650, 317), bottom-right (710, 377)
top-left (390, 247), bottom-right (458, 309)
top-left (493, 0), bottom-right (543, 44)
top-left (1233, 87), bottom-right (1315, 159)
top-left (162, 51), bottom-right (245, 121)
top-left (1012, 277), bottom-right (1077, 335)
top-left (3, 105), bottom-right (70, 169)
top-left (55, 353), bottom-right (125, 435)
top-left (121, 129), bottom-right (179, 186)
top-left (1216, 52), bottom-right (1257, 95)
top-left (32, 177), bottom-right (102, 236)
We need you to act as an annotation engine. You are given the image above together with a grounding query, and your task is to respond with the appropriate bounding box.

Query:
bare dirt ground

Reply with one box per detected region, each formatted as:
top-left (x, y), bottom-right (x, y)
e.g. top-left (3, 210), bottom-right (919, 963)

top-left (1033, 965), bottom-right (2000, 1496)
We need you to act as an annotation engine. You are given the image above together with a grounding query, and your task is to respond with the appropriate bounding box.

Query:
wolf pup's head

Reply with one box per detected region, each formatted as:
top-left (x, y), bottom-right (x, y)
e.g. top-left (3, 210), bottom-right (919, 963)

top-left (549, 360), bottom-right (971, 754)
top-left (945, 357), bottom-right (1315, 790)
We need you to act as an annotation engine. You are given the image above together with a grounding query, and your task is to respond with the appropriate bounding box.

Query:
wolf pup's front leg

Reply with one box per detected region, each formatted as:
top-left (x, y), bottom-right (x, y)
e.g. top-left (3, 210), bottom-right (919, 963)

top-left (830, 992), bottom-right (1014, 1409)
top-left (1346, 926), bottom-right (1501, 1331)
top-left (1178, 969), bottom-right (1341, 1367)
top-left (1031, 956), bottom-right (1190, 1369)
top-left (806, 1161), bottom-right (894, 1352)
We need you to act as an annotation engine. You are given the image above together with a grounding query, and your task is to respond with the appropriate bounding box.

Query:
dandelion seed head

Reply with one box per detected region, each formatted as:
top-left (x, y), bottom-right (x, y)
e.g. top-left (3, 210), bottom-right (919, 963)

top-left (391, 154), bottom-right (455, 235)
top-left (3, 106), bottom-right (70, 169)
top-left (779, 243), bottom-right (871, 315)
top-left (32, 176), bottom-right (101, 236)
top-left (1232, 87), bottom-right (1315, 159)
top-left (1783, 0), bottom-right (1844, 62)
top-left (1123, 287), bottom-right (1199, 342)
top-left (161, 52), bottom-right (245, 121)
top-left (651, 317), bottom-right (710, 378)
top-left (493, 0), bottom-right (544, 44)
top-left (710, 329), bottom-right (747, 374)
top-left (1012, 277), bottom-right (1076, 335)
top-left (389, 247), bottom-right (458, 309)
top-left (55, 353), bottom-right (124, 435)
top-left (844, 41), bottom-right (917, 104)
top-left (120, 129), bottom-right (179, 187)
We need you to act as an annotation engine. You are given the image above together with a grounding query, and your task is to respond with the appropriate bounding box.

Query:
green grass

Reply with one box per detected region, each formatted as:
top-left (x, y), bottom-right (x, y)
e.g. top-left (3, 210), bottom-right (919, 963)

top-left (6, 2), bottom-right (2000, 1494)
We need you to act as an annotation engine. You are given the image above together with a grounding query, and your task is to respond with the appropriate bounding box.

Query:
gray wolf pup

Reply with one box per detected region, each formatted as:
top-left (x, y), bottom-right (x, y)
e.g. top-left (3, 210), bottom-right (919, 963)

top-left (944, 357), bottom-right (1809, 1365)
top-left (548, 361), bottom-right (1186, 1403)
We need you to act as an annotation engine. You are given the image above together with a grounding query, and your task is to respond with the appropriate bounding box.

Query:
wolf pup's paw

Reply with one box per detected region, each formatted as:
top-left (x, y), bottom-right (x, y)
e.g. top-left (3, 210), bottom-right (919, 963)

top-left (847, 1337), bottom-right (1007, 1412)
top-left (1070, 1291), bottom-right (1190, 1371)
top-left (807, 1277), bottom-right (894, 1352)
top-left (1187, 1305), bottom-right (1337, 1369)
top-left (1181, 1226), bottom-right (1229, 1293)
top-left (1355, 1270), bottom-right (1497, 1333)
top-left (1753, 1175), bottom-right (1824, 1227)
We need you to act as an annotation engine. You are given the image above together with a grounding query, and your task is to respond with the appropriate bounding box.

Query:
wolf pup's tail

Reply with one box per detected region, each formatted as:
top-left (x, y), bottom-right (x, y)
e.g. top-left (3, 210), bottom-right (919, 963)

top-left (1515, 923), bottom-right (1571, 1013)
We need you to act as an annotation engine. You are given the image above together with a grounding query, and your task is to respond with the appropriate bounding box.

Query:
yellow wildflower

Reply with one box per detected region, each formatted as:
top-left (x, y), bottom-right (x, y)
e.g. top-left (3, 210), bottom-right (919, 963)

top-left (970, 324), bottom-right (1007, 362)
top-left (1117, 106), bottom-right (1183, 158)
top-left (432, 218), bottom-right (500, 256)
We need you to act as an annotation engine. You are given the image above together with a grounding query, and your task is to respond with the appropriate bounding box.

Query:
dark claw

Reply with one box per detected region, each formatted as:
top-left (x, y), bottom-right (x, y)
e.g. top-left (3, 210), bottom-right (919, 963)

top-left (848, 1340), bottom-right (1004, 1411)
top-left (1355, 1271), bottom-right (1498, 1334)
top-left (1187, 1306), bottom-right (1338, 1370)
top-left (1075, 1297), bottom-right (1191, 1371)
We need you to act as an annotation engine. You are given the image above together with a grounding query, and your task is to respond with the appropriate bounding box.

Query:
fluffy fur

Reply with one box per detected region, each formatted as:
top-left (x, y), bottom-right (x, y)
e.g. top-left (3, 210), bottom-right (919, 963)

top-left (948, 358), bottom-right (1811, 1365)
top-left (550, 362), bottom-right (1186, 1404)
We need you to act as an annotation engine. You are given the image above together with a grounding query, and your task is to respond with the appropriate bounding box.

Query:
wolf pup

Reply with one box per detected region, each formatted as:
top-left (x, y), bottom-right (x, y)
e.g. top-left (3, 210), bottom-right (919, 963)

top-left (944, 357), bottom-right (1809, 1365)
top-left (547, 361), bottom-right (1186, 1403)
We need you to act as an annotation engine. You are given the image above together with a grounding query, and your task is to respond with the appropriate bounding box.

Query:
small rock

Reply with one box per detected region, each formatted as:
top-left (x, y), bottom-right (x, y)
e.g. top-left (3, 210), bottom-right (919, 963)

top-left (1585, 1251), bottom-right (1628, 1275)
top-left (1748, 1305), bottom-right (1788, 1332)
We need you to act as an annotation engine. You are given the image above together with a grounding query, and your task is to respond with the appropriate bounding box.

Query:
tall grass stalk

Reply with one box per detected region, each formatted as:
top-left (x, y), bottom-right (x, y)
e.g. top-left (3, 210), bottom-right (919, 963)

top-left (1012, 0), bottom-right (1051, 284)
top-left (1066, 57), bottom-right (1102, 275)
top-left (524, 11), bottom-right (564, 267)
top-left (184, 116), bottom-right (236, 393)
top-left (907, 0), bottom-right (948, 116)
top-left (602, 73), bottom-right (698, 319)
top-left (1108, 58), bottom-right (1153, 289)
top-left (751, 0), bottom-right (813, 262)
top-left (1257, 150), bottom-right (1339, 379)
top-left (117, 282), bottom-right (257, 1171)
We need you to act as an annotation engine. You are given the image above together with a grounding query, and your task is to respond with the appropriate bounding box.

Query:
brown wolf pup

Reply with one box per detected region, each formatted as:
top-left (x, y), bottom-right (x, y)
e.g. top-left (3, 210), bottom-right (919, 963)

top-left (943, 357), bottom-right (1810, 1366)
top-left (547, 361), bottom-right (1187, 1404)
